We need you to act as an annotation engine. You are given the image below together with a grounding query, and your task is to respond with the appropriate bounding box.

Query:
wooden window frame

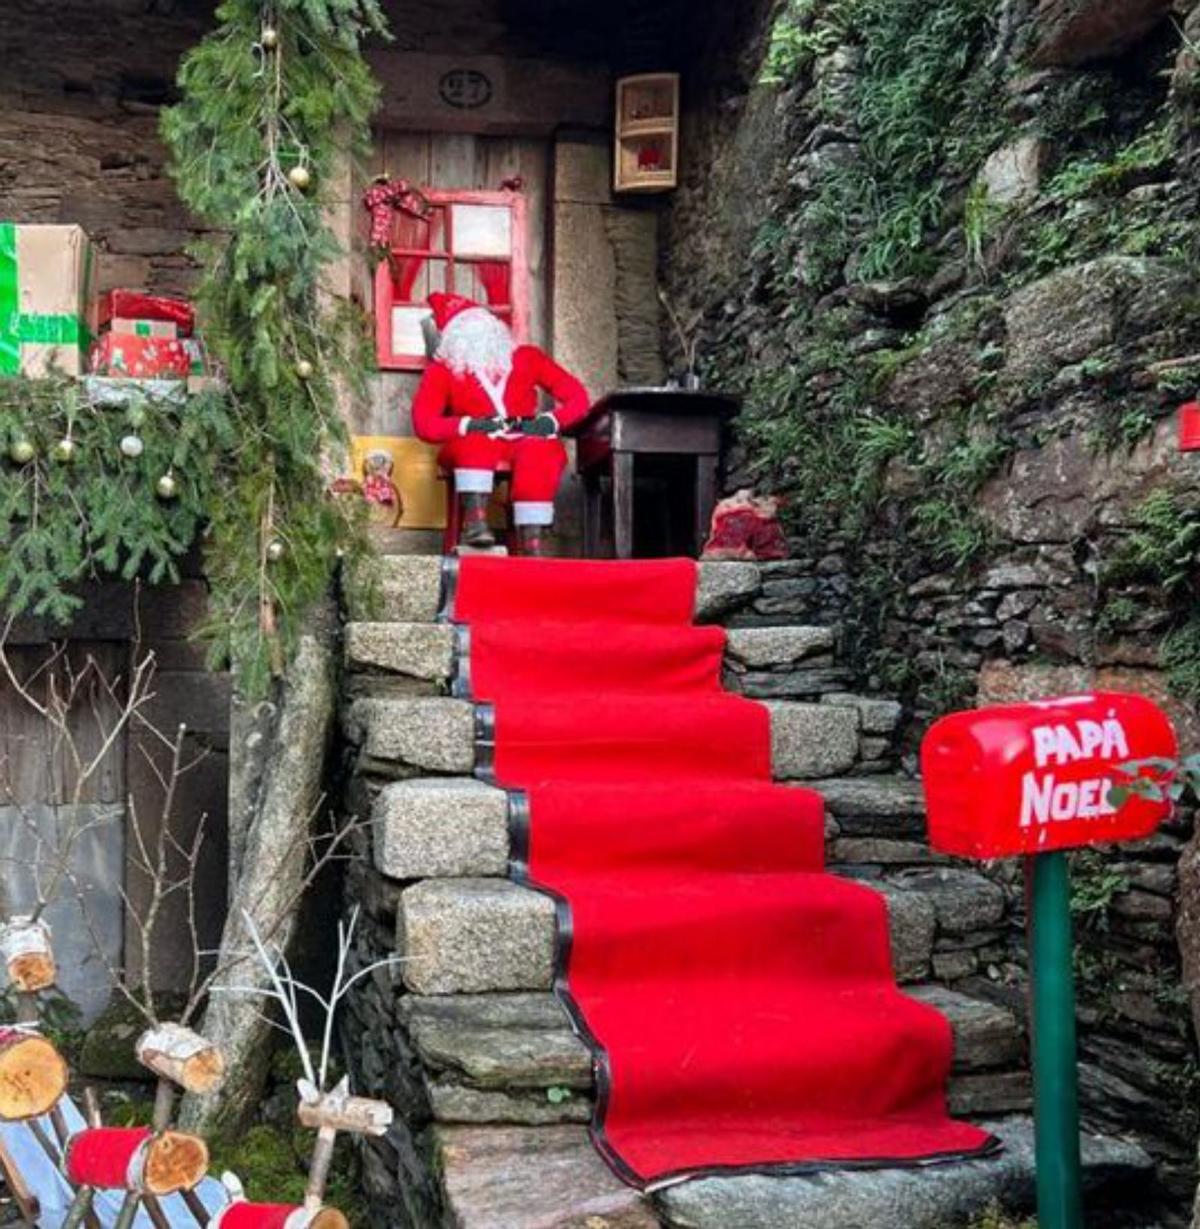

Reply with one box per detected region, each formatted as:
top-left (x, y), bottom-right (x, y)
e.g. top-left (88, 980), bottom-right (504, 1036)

top-left (373, 188), bottom-right (530, 371)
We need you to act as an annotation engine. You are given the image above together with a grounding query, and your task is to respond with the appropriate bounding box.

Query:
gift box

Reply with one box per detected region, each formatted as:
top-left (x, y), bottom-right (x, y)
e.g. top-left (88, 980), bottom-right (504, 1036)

top-left (99, 290), bottom-right (194, 335)
top-left (90, 333), bottom-right (192, 380)
top-left (108, 317), bottom-right (178, 340)
top-left (0, 223), bottom-right (96, 378)
top-left (83, 376), bottom-right (187, 408)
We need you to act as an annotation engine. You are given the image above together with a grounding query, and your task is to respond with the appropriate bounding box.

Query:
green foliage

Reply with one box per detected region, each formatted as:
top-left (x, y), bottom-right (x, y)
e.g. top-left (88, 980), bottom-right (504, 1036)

top-left (0, 377), bottom-right (233, 622)
top-left (210, 1123), bottom-right (367, 1224)
top-left (816, 0), bottom-right (1002, 281)
top-left (1069, 849), bottom-right (1130, 925)
top-left (760, 0), bottom-right (842, 85)
top-left (161, 0), bottom-right (386, 693)
top-left (1043, 123), bottom-right (1174, 204)
top-left (1105, 489), bottom-right (1200, 597)
top-left (963, 1204), bottom-right (1036, 1229)
top-left (1162, 617), bottom-right (1200, 705)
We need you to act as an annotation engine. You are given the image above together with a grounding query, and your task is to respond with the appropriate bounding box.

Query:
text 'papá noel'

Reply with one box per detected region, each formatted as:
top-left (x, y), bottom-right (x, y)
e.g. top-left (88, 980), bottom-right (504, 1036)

top-left (921, 692), bottom-right (1178, 859)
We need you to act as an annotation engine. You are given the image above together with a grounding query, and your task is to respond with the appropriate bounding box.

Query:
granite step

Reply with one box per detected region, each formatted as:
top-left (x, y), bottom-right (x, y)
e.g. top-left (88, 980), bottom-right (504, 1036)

top-left (399, 986), bottom-right (1025, 1128)
top-left (346, 554), bottom-right (764, 625)
top-left (432, 1118), bottom-right (1151, 1229)
top-left (344, 620), bottom-right (845, 704)
top-left (345, 695), bottom-right (862, 780)
top-left (654, 1118), bottom-right (1153, 1229)
top-left (397, 874), bottom-right (945, 995)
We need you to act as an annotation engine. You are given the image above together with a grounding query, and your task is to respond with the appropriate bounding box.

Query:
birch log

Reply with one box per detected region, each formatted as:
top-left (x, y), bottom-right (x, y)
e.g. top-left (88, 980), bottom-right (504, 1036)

top-left (0, 917), bottom-right (55, 993)
top-left (296, 1093), bottom-right (392, 1137)
top-left (181, 609), bottom-right (337, 1136)
top-left (0, 1029), bottom-right (68, 1120)
top-left (66, 1128), bottom-right (209, 1194)
top-left (136, 1025), bottom-right (225, 1094)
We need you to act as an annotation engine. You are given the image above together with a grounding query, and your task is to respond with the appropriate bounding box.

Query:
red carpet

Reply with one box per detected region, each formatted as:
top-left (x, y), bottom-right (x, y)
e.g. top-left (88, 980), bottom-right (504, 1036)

top-left (454, 556), bottom-right (995, 1187)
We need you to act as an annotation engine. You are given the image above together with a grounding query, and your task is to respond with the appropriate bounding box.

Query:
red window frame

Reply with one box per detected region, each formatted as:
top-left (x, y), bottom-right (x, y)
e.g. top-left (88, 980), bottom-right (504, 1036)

top-left (374, 188), bottom-right (530, 371)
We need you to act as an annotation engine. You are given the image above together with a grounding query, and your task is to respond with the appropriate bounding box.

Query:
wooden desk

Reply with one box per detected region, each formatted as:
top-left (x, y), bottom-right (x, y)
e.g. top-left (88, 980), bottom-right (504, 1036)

top-left (571, 388), bottom-right (739, 559)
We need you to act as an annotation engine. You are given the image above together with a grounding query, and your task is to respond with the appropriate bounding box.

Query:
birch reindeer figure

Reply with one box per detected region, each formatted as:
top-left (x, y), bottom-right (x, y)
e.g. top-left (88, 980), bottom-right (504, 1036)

top-left (209, 910), bottom-right (396, 1229)
top-left (0, 629), bottom-right (363, 1228)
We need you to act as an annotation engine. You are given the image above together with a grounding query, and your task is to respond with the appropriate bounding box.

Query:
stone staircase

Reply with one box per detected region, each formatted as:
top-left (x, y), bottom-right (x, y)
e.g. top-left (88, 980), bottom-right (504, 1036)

top-left (339, 556), bottom-right (1153, 1229)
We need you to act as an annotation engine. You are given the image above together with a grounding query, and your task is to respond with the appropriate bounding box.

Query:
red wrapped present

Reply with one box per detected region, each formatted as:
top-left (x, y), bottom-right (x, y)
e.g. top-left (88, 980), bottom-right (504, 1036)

top-left (90, 334), bottom-right (192, 379)
top-left (109, 317), bottom-right (178, 340)
top-left (99, 290), bottom-right (194, 335)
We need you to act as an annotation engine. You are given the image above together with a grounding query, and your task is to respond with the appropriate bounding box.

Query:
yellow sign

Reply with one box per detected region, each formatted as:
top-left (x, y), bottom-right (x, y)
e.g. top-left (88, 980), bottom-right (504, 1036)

top-left (347, 435), bottom-right (447, 530)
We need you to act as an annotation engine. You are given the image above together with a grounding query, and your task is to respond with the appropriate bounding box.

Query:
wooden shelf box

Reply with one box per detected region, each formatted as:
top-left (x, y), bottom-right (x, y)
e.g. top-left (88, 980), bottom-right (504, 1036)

top-left (614, 73), bottom-right (680, 194)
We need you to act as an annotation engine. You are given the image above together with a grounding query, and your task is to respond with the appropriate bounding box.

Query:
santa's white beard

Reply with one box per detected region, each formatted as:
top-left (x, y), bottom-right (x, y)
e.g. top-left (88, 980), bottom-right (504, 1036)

top-left (437, 308), bottom-right (515, 381)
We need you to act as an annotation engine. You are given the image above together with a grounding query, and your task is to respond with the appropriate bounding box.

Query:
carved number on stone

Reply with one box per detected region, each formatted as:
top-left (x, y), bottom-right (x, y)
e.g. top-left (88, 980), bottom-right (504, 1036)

top-left (440, 69), bottom-right (494, 110)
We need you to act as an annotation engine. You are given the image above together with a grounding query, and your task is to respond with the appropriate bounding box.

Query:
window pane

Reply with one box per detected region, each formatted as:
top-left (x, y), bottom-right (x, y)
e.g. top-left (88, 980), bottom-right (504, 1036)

top-left (451, 204), bottom-right (512, 260)
top-left (391, 305), bottom-right (434, 357)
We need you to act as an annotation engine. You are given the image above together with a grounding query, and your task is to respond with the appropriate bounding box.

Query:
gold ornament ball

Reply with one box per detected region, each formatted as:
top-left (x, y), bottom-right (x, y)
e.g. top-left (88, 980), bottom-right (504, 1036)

top-left (261, 25), bottom-right (279, 48)
top-left (53, 438), bottom-right (77, 463)
top-left (156, 472), bottom-right (178, 500)
top-left (9, 438), bottom-right (34, 464)
top-left (296, 359), bottom-right (314, 380)
top-left (267, 539), bottom-right (285, 562)
top-left (288, 165), bottom-right (311, 191)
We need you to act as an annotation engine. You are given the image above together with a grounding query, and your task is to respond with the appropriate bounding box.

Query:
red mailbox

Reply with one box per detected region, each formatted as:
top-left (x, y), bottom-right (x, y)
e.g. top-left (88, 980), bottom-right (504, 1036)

top-left (921, 691), bottom-right (1177, 859)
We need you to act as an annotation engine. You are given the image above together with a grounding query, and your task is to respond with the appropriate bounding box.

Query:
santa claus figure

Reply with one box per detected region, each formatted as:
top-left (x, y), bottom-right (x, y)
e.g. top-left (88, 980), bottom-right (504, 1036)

top-left (411, 293), bottom-right (591, 555)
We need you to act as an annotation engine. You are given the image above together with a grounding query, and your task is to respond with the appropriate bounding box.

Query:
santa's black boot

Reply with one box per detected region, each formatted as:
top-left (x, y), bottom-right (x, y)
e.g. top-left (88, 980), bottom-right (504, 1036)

top-left (459, 493), bottom-right (496, 549)
top-left (518, 523), bottom-right (553, 557)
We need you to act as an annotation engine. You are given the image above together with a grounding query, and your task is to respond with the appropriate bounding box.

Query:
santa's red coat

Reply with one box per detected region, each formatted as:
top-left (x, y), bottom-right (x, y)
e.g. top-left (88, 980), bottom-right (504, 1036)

top-left (411, 346), bottom-right (589, 444)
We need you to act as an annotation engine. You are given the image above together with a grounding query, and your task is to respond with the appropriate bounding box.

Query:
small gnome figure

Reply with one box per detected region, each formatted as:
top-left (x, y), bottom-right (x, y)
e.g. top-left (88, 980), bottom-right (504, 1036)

top-left (411, 293), bottom-right (591, 555)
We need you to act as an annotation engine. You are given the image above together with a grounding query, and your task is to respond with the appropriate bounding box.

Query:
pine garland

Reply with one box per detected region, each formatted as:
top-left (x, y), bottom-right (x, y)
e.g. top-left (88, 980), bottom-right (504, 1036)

top-left (0, 377), bottom-right (233, 623)
top-left (162, 0), bottom-right (387, 694)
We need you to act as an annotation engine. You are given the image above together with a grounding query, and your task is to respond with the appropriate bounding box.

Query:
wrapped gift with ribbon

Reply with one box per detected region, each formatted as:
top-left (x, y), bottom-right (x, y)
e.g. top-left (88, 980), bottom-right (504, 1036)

top-left (0, 223), bottom-right (96, 378)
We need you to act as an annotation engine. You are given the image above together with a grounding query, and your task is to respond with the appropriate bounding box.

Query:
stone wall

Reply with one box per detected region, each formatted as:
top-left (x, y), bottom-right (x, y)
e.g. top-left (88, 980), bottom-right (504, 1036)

top-left (661, 0), bottom-right (1200, 1213)
top-left (0, 0), bottom-right (218, 296)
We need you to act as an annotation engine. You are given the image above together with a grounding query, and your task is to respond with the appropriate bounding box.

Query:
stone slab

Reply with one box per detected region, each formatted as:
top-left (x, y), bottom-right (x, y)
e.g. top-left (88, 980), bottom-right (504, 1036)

top-left (429, 1082), bottom-right (593, 1126)
top-left (345, 621), bottom-right (455, 680)
top-left (873, 883), bottom-right (936, 983)
top-left (695, 562), bottom-right (761, 621)
top-left (816, 775), bottom-right (926, 818)
top-left (890, 867), bottom-right (1008, 934)
top-left (398, 878), bottom-right (556, 994)
top-left (819, 694), bottom-right (903, 734)
top-left (437, 1124), bottom-right (661, 1229)
top-left (907, 986), bottom-right (1024, 1072)
top-left (374, 777), bottom-right (509, 879)
top-left (396, 874), bottom-right (935, 995)
top-left (767, 702), bottom-right (860, 779)
top-left (655, 1118), bottom-right (1152, 1229)
top-left (351, 696), bottom-right (860, 781)
top-left (347, 697), bottom-right (475, 774)
top-left (726, 626), bottom-right (833, 668)
top-left (402, 986), bottom-right (1020, 1099)
top-left (348, 554), bottom-right (443, 623)
top-left (404, 993), bottom-right (592, 1089)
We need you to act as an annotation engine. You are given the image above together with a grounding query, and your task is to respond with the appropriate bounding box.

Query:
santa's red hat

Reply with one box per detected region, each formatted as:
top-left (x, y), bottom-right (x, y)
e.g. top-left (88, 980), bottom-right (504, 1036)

top-left (428, 293), bottom-right (484, 331)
